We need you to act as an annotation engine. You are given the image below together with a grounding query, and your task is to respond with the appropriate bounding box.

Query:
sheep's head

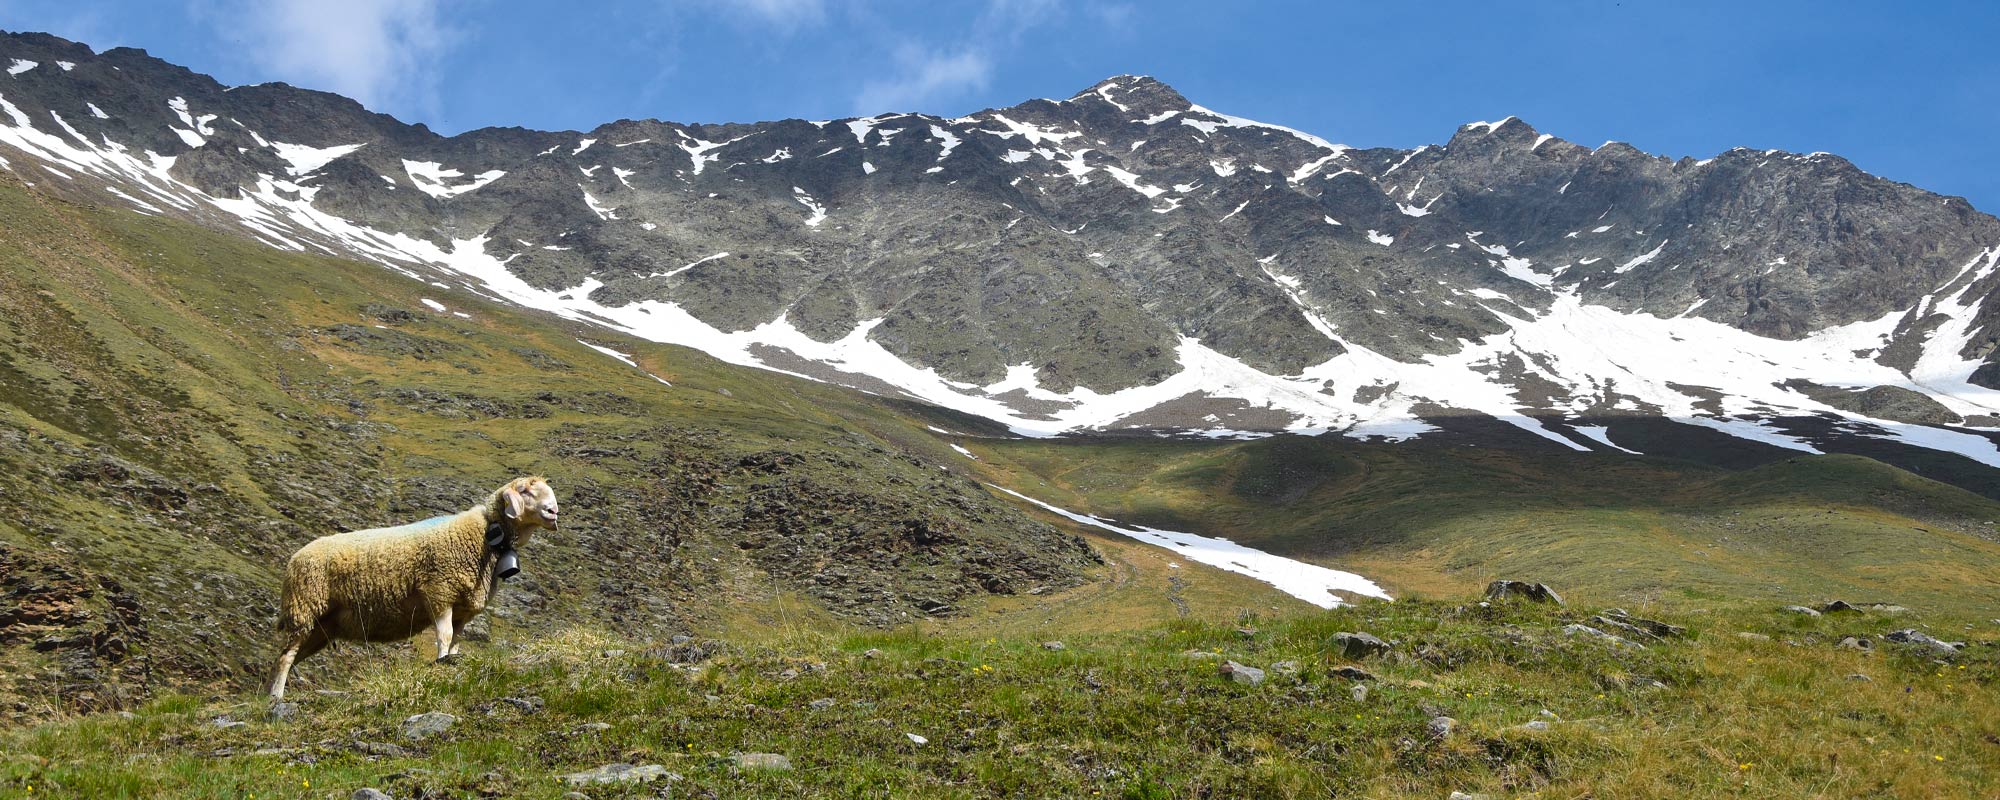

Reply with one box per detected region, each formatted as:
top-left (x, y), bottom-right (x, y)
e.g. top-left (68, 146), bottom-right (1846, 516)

top-left (500, 476), bottom-right (560, 543)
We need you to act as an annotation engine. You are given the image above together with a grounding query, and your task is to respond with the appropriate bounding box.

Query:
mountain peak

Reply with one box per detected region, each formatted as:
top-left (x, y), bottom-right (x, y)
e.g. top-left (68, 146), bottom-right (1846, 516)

top-left (1071, 75), bottom-right (1190, 116)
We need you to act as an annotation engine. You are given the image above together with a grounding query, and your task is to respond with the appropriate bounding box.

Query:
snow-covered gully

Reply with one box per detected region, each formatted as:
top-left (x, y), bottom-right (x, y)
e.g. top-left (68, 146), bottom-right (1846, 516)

top-left (990, 486), bottom-right (1391, 609)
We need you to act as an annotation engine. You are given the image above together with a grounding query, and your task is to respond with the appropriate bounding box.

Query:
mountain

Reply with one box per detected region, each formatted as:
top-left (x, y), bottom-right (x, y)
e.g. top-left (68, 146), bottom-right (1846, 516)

top-left (5, 32), bottom-right (2000, 481)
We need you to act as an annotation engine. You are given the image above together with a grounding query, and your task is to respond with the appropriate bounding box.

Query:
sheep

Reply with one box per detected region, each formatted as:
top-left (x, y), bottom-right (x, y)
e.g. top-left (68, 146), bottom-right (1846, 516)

top-left (265, 476), bottom-right (560, 699)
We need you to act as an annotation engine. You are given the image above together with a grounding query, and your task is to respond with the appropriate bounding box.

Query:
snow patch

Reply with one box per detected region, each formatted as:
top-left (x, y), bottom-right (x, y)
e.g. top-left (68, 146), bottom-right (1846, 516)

top-left (993, 486), bottom-right (1390, 608)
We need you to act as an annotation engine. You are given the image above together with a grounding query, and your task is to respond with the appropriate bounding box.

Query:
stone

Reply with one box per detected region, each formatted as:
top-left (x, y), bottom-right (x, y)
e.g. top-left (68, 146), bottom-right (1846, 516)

top-left (1484, 580), bottom-right (1564, 605)
top-left (1332, 666), bottom-right (1377, 682)
top-left (573, 722), bottom-right (611, 734)
top-left (1349, 684), bottom-right (1369, 702)
top-left (1736, 632), bottom-right (1771, 641)
top-left (557, 763), bottom-right (672, 786)
top-left (1449, 793), bottom-right (1494, 800)
top-left (1426, 716), bottom-right (1458, 739)
top-left (1782, 605), bottom-right (1822, 617)
top-left (1884, 629), bottom-right (1962, 655)
top-left (808, 698), bottom-right (836, 710)
top-left (497, 695), bottom-right (545, 714)
top-left (1563, 623), bottom-right (1642, 648)
top-left (211, 716), bottom-right (246, 730)
top-left (905, 732), bottom-right (929, 745)
top-left (399, 711), bottom-right (457, 741)
top-left (731, 753), bottom-right (793, 771)
top-left (352, 790), bottom-right (394, 800)
top-left (1269, 660), bottom-right (1300, 676)
top-left (1595, 610), bottom-right (1687, 639)
top-left (1515, 720), bottom-right (1551, 732)
top-left (1219, 661), bottom-right (1265, 686)
top-left (352, 741), bottom-right (411, 757)
top-left (1332, 631), bottom-right (1392, 659)
top-left (1847, 674), bottom-right (1873, 682)
top-left (1182, 649), bottom-right (1225, 660)
top-left (863, 648), bottom-right (885, 659)
top-left (268, 702), bottom-right (300, 722)
top-left (1041, 641), bottom-right (1066, 651)
top-left (1837, 636), bottom-right (1873, 652)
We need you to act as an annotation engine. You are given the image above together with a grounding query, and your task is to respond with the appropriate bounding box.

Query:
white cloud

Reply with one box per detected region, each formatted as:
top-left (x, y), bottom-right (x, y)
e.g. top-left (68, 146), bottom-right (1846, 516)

top-left (707, 0), bottom-right (828, 31)
top-left (853, 46), bottom-right (992, 114)
top-left (236, 0), bottom-right (455, 116)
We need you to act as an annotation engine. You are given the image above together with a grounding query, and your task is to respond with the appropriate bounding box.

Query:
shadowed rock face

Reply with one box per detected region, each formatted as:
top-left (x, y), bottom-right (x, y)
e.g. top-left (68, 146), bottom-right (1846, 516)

top-left (4, 31), bottom-right (2000, 446)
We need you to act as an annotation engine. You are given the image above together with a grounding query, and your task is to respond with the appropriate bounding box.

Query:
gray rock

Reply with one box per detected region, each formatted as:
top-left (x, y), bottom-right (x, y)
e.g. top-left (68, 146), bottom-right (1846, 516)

top-left (1485, 581), bottom-right (1564, 605)
top-left (558, 763), bottom-right (673, 785)
top-left (1449, 793), bottom-right (1494, 800)
top-left (1219, 661), bottom-right (1265, 686)
top-left (352, 741), bottom-right (411, 757)
top-left (1041, 641), bottom-right (1066, 651)
top-left (1884, 629), bottom-right (1962, 655)
top-left (1269, 660), bottom-right (1300, 676)
top-left (862, 648), bottom-right (885, 659)
top-left (731, 753), bottom-right (793, 771)
top-left (211, 716), bottom-right (246, 730)
top-left (1426, 716), bottom-right (1457, 739)
top-left (1782, 605), bottom-right (1822, 617)
top-left (1847, 673), bottom-right (1873, 682)
top-left (1349, 684), bottom-right (1369, 703)
top-left (1182, 649), bottom-right (1225, 660)
top-left (1595, 609), bottom-right (1687, 639)
top-left (1514, 720), bottom-right (1552, 732)
top-left (1332, 631), bottom-right (1392, 659)
top-left (267, 702), bottom-right (300, 722)
top-left (1563, 623), bottom-right (1642, 648)
top-left (573, 722), bottom-right (611, 733)
top-left (1736, 632), bottom-right (1771, 641)
top-left (1332, 666), bottom-right (1377, 682)
top-left (498, 695), bottom-right (545, 714)
top-left (1837, 636), bottom-right (1874, 652)
top-left (352, 790), bottom-right (394, 800)
top-left (399, 711), bottom-right (457, 741)
top-left (808, 698), bottom-right (837, 710)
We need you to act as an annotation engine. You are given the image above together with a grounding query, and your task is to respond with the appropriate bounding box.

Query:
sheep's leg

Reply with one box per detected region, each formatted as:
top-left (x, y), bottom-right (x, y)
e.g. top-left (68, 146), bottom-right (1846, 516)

top-left (268, 638), bottom-right (302, 700)
top-left (267, 627), bottom-right (328, 700)
top-left (431, 605), bottom-right (456, 664)
top-left (447, 611), bottom-right (470, 657)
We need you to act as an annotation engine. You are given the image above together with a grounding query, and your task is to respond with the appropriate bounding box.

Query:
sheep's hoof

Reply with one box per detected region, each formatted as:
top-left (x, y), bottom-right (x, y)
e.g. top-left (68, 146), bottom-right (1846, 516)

top-left (435, 653), bottom-right (462, 665)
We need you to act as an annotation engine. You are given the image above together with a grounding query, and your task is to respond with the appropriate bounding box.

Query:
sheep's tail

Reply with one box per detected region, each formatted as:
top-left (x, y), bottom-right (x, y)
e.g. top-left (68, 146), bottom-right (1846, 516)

top-left (276, 554), bottom-right (328, 634)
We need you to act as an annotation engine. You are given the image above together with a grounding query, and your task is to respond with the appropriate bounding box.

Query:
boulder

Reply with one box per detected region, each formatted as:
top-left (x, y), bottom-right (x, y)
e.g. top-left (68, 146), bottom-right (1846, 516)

top-left (1332, 631), bottom-right (1392, 659)
top-left (1884, 629), bottom-right (1962, 655)
top-left (399, 712), bottom-right (457, 741)
top-left (557, 763), bottom-right (672, 785)
top-left (1219, 661), bottom-right (1266, 686)
top-left (1484, 581), bottom-right (1564, 605)
top-left (731, 753), bottom-right (792, 771)
top-left (1563, 623), bottom-right (1642, 649)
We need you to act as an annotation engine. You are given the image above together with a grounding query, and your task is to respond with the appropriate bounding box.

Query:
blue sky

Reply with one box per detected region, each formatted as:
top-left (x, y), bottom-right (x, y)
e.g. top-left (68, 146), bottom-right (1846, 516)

top-left (5, 0), bottom-right (1998, 210)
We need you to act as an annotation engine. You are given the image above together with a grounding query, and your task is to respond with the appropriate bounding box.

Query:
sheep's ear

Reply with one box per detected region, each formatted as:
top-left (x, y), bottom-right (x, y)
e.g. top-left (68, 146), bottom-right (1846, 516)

top-left (502, 487), bottom-right (525, 520)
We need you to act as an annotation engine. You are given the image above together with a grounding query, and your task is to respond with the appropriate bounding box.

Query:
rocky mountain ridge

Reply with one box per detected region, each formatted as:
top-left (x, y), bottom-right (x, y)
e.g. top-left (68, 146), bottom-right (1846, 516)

top-left (5, 30), bottom-right (2000, 468)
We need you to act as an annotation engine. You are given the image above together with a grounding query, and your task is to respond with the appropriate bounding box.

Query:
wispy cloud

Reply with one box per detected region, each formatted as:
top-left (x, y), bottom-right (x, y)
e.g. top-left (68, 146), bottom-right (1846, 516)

top-left (233, 0), bottom-right (457, 117)
top-left (853, 46), bottom-right (992, 114)
top-left (846, 0), bottom-right (1067, 116)
top-left (704, 0), bottom-right (828, 32)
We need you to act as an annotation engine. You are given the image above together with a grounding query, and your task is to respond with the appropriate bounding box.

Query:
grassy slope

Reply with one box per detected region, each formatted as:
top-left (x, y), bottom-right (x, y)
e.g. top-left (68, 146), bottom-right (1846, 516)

top-left (4, 599), bottom-right (1995, 798)
top-left (0, 174), bottom-right (1155, 713)
top-left (954, 430), bottom-right (2000, 615)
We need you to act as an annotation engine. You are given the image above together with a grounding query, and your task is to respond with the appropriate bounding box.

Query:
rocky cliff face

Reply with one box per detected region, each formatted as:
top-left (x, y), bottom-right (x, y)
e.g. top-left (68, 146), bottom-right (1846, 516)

top-left (6, 30), bottom-right (2000, 465)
